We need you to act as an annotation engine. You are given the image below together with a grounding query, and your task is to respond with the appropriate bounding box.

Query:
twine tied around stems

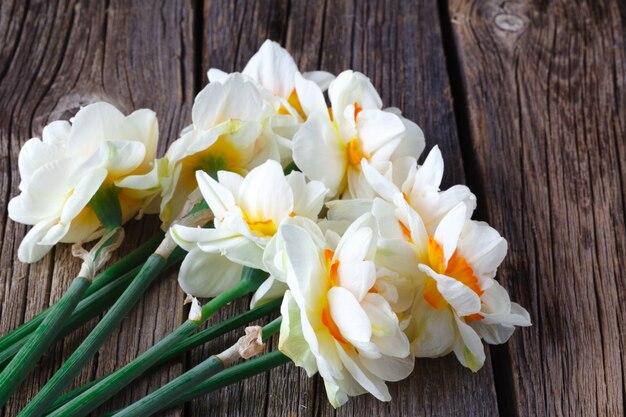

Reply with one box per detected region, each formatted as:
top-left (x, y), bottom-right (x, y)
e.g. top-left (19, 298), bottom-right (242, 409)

top-left (217, 326), bottom-right (265, 367)
top-left (72, 227), bottom-right (125, 282)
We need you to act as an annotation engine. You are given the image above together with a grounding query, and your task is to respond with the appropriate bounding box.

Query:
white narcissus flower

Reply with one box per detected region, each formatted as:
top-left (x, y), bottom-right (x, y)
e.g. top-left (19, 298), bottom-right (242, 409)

top-left (208, 40), bottom-right (334, 121)
top-left (9, 102), bottom-right (159, 263)
top-left (375, 200), bottom-right (531, 371)
top-left (361, 145), bottom-right (477, 233)
top-left (170, 160), bottom-right (328, 298)
top-left (276, 215), bottom-right (413, 407)
top-left (131, 73), bottom-right (283, 227)
top-left (208, 40), bottom-right (335, 164)
top-left (292, 70), bottom-right (425, 199)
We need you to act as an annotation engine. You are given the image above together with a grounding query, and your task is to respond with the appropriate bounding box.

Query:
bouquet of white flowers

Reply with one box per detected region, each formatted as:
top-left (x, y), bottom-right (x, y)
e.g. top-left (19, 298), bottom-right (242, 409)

top-left (1, 40), bottom-right (530, 416)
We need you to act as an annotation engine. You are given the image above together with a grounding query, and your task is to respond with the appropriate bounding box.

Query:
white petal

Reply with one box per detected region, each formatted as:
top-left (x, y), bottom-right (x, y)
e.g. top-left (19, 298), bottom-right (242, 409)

top-left (17, 218), bottom-right (57, 263)
top-left (336, 225), bottom-right (374, 266)
top-left (413, 145), bottom-right (444, 189)
top-left (278, 291), bottom-right (319, 376)
top-left (67, 102), bottom-right (126, 155)
top-left (329, 70), bottom-right (382, 116)
top-left (286, 171), bottom-right (328, 219)
top-left (328, 286), bottom-right (372, 344)
top-left (361, 160), bottom-right (400, 201)
top-left (178, 248), bottom-right (242, 297)
top-left (243, 40), bottom-right (298, 98)
top-left (196, 170), bottom-right (237, 219)
top-left (197, 233), bottom-right (265, 270)
top-left (433, 203), bottom-right (467, 264)
top-left (409, 301), bottom-right (456, 358)
top-left (60, 168), bottom-right (107, 225)
top-left (338, 260), bottom-right (376, 302)
top-left (361, 293), bottom-right (410, 358)
top-left (302, 71), bottom-right (335, 91)
top-left (357, 110), bottom-right (405, 161)
top-left (216, 170), bottom-right (244, 198)
top-left (453, 314), bottom-right (486, 372)
top-left (360, 354), bottom-right (413, 382)
top-left (192, 73), bottom-right (264, 128)
top-left (326, 199), bottom-right (373, 223)
top-left (207, 68), bottom-right (229, 83)
top-left (170, 225), bottom-right (221, 252)
top-left (250, 276), bottom-right (288, 308)
top-left (419, 264), bottom-right (481, 316)
top-left (280, 224), bottom-right (325, 303)
top-left (459, 221), bottom-right (508, 280)
top-left (390, 115), bottom-right (425, 160)
top-left (335, 343), bottom-right (391, 402)
top-left (237, 160), bottom-right (293, 224)
top-left (294, 72), bottom-right (328, 117)
top-left (375, 238), bottom-right (421, 280)
top-left (292, 112), bottom-right (347, 198)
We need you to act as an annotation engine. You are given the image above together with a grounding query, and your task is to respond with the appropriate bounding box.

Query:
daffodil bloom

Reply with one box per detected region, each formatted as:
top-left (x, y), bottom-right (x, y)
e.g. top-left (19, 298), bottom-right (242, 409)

top-left (207, 40), bottom-right (335, 164)
top-left (8, 102), bottom-right (159, 263)
top-left (130, 73), bottom-right (285, 226)
top-left (292, 70), bottom-right (425, 199)
top-left (276, 215), bottom-right (413, 407)
top-left (361, 145), bottom-right (476, 232)
top-left (170, 160), bottom-right (327, 298)
top-left (374, 200), bottom-right (530, 371)
top-left (208, 40), bottom-right (334, 121)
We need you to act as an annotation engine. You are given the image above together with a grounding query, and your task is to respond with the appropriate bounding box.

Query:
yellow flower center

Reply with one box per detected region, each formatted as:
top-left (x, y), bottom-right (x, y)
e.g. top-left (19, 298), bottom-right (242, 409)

top-left (278, 89), bottom-right (306, 119)
top-left (243, 214), bottom-right (277, 237)
top-left (182, 135), bottom-right (244, 177)
top-left (347, 138), bottom-right (370, 166)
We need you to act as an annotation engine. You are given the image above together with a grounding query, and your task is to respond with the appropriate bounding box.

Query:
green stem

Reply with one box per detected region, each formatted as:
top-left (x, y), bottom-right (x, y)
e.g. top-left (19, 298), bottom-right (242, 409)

top-left (0, 248), bottom-right (186, 371)
top-left (0, 232), bottom-right (164, 355)
top-left (17, 254), bottom-right (169, 417)
top-left (46, 275), bottom-right (262, 417)
top-left (48, 297), bottom-right (282, 412)
top-left (0, 224), bottom-right (126, 408)
top-left (113, 318), bottom-right (282, 417)
top-left (0, 277), bottom-right (91, 407)
top-left (176, 349), bottom-right (288, 410)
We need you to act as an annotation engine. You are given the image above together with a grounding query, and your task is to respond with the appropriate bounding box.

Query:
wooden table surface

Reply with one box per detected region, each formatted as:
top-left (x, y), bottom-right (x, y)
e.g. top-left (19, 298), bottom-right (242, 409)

top-left (1, 0), bottom-right (624, 416)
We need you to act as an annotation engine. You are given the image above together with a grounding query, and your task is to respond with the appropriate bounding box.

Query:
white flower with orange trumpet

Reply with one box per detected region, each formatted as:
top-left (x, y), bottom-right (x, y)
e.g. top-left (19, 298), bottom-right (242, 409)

top-left (9, 102), bottom-right (159, 263)
top-left (376, 199), bottom-right (530, 371)
top-left (276, 215), bottom-right (413, 407)
top-left (170, 160), bottom-right (327, 298)
top-left (292, 70), bottom-right (425, 199)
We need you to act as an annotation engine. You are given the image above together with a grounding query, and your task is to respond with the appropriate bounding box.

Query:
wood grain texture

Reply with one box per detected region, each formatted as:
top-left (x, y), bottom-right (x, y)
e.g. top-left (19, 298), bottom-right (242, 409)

top-left (4, 0), bottom-right (622, 416)
top-left (446, 0), bottom-right (626, 416)
top-left (0, 0), bottom-right (194, 416)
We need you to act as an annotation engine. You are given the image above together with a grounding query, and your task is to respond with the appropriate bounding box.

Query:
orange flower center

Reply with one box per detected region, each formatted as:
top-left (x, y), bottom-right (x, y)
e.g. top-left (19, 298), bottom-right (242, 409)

top-left (321, 249), bottom-right (348, 344)
top-left (423, 236), bottom-right (484, 317)
top-left (347, 139), bottom-right (369, 166)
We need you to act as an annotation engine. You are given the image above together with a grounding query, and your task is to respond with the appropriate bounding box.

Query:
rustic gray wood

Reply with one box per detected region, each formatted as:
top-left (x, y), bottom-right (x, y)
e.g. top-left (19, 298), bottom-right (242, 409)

top-left (4, 0), bottom-right (621, 416)
top-left (0, 1), bottom-right (194, 416)
top-left (447, 0), bottom-right (626, 416)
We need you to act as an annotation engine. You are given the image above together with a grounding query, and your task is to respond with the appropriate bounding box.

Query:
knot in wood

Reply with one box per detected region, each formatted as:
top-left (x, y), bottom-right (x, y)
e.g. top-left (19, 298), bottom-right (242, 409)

top-left (494, 13), bottom-right (525, 33)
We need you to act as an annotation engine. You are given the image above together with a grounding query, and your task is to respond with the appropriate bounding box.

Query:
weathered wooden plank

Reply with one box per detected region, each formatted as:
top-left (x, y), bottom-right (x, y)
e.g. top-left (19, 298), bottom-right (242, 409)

top-left (447, 0), bottom-right (626, 416)
top-left (0, 1), bottom-right (195, 415)
top-left (194, 1), bottom-right (500, 416)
